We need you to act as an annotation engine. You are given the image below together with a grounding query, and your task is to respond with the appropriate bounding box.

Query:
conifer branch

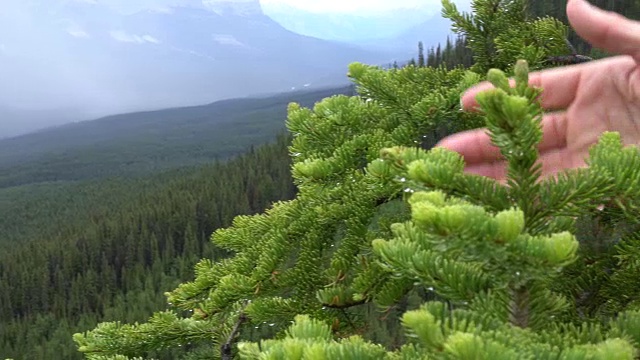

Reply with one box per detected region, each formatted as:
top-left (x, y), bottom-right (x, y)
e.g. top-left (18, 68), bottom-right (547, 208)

top-left (321, 298), bottom-right (368, 309)
top-left (509, 286), bottom-right (530, 328)
top-left (546, 38), bottom-right (594, 65)
top-left (221, 306), bottom-right (249, 360)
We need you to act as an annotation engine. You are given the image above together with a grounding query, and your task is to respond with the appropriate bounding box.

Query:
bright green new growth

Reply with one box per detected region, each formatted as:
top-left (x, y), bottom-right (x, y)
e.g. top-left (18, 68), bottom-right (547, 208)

top-left (233, 61), bottom-right (640, 359)
top-left (73, 1), bottom-right (640, 359)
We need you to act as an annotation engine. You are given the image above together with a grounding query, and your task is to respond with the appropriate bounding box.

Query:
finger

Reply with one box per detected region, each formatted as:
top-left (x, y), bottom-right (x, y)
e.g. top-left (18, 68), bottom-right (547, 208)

top-left (463, 148), bottom-right (587, 182)
top-left (460, 69), bottom-right (583, 112)
top-left (538, 112), bottom-right (568, 152)
top-left (465, 161), bottom-right (508, 180)
top-left (435, 128), bottom-right (502, 165)
top-left (459, 82), bottom-right (495, 111)
top-left (537, 148), bottom-right (587, 177)
top-left (460, 62), bottom-right (605, 112)
top-left (567, 0), bottom-right (640, 60)
top-left (437, 111), bottom-right (569, 165)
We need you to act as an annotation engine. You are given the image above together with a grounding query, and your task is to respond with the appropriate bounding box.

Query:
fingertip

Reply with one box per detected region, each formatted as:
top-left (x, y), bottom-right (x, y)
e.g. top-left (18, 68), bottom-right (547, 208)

top-left (434, 132), bottom-right (466, 152)
top-left (566, 0), bottom-right (591, 24)
top-left (566, 0), bottom-right (580, 12)
top-left (436, 128), bottom-right (505, 165)
top-left (460, 81), bottom-right (494, 111)
top-left (566, 0), bottom-right (639, 55)
top-left (460, 91), bottom-right (478, 111)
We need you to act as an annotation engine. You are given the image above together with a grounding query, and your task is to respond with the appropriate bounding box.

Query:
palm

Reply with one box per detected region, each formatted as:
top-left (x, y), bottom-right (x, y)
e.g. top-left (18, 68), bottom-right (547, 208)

top-left (562, 57), bottom-right (640, 171)
top-left (437, 0), bottom-right (640, 181)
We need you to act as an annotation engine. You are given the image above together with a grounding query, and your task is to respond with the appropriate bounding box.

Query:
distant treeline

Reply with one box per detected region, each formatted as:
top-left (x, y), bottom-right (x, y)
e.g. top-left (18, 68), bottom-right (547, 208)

top-left (407, 0), bottom-right (640, 71)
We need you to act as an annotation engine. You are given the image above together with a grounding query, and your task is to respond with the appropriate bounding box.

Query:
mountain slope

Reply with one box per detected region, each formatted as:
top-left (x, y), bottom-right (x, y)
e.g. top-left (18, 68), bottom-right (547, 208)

top-left (0, 135), bottom-right (298, 360)
top-left (0, 86), bottom-right (355, 188)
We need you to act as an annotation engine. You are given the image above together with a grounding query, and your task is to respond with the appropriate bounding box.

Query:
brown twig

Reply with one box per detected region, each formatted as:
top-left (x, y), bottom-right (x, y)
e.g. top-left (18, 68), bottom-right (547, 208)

top-left (322, 298), bottom-right (368, 309)
top-left (221, 308), bottom-right (249, 360)
top-left (546, 38), bottom-right (593, 65)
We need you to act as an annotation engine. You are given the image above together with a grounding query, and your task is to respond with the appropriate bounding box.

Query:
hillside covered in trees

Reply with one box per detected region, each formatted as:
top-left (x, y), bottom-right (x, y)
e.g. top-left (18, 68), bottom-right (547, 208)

top-left (0, 88), bottom-right (354, 358)
top-left (0, 86), bottom-right (354, 190)
top-left (0, 135), bottom-right (296, 359)
top-left (3, 0), bottom-right (640, 359)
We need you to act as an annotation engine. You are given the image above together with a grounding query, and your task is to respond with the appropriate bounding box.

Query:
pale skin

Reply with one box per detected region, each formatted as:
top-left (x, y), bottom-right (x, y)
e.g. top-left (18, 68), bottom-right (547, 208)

top-left (437, 0), bottom-right (640, 181)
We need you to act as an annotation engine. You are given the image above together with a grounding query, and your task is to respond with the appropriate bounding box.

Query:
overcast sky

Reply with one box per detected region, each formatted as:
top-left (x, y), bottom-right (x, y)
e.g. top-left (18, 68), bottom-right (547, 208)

top-left (259, 0), bottom-right (444, 14)
top-left (0, 0), bottom-right (473, 138)
top-left (80, 0), bottom-right (458, 15)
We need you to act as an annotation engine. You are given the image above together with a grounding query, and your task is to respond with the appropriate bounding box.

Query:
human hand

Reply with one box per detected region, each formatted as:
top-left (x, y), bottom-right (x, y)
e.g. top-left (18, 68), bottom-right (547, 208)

top-left (437, 0), bottom-right (640, 181)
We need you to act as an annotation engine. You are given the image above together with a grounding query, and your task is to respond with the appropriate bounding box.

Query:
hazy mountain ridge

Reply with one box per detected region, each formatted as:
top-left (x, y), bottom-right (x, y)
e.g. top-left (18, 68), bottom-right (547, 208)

top-left (0, 86), bottom-right (355, 188)
top-left (0, 1), bottom-right (392, 138)
top-left (202, 0), bottom-right (264, 16)
top-left (262, 2), bottom-right (437, 43)
top-left (362, 15), bottom-right (457, 54)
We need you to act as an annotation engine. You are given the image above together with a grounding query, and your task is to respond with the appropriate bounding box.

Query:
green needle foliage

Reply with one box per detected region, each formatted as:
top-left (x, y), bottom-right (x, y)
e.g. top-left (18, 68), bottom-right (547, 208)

top-left (73, 1), bottom-right (640, 359)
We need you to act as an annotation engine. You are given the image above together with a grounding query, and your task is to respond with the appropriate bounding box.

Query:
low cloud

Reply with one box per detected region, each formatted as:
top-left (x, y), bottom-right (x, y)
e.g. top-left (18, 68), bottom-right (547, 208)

top-left (169, 46), bottom-right (216, 61)
top-left (212, 34), bottom-right (245, 47)
top-left (110, 30), bottom-right (160, 44)
top-left (142, 35), bottom-right (160, 44)
top-left (66, 25), bottom-right (90, 38)
top-left (260, 0), bottom-right (437, 14)
top-left (260, 0), bottom-right (471, 15)
top-left (149, 6), bottom-right (175, 14)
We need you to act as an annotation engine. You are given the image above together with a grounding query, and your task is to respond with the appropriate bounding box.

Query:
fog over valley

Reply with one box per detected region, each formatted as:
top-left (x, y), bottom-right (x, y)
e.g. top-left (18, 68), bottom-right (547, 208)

top-left (0, 0), bottom-right (470, 138)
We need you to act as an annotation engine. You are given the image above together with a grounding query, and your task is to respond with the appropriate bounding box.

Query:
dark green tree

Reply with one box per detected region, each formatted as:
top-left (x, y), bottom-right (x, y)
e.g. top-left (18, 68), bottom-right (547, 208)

top-left (418, 41), bottom-right (425, 67)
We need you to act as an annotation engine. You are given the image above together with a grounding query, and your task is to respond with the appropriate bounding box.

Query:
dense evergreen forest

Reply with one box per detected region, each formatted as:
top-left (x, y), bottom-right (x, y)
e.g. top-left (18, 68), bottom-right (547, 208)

top-left (2, 0), bottom-right (640, 358)
top-left (0, 135), bottom-right (297, 359)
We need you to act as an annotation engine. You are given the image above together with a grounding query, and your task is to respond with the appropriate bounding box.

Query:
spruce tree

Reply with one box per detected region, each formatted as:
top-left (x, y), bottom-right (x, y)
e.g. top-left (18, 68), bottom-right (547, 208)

top-left (418, 41), bottom-right (425, 67)
top-left (73, 0), bottom-right (640, 358)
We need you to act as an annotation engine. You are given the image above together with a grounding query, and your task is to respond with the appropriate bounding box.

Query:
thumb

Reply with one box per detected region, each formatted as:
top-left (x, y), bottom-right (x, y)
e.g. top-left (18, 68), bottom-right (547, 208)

top-left (567, 0), bottom-right (640, 60)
